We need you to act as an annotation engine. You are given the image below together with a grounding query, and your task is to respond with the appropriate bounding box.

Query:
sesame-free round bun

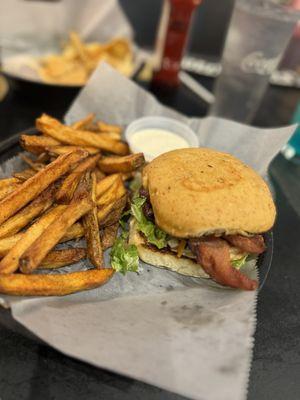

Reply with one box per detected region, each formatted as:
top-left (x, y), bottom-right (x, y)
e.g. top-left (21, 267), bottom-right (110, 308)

top-left (142, 148), bottom-right (276, 238)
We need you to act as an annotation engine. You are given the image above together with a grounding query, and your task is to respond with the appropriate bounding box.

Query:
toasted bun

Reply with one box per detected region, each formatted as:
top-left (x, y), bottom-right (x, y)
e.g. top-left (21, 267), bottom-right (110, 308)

top-left (142, 148), bottom-right (276, 237)
top-left (129, 220), bottom-right (209, 278)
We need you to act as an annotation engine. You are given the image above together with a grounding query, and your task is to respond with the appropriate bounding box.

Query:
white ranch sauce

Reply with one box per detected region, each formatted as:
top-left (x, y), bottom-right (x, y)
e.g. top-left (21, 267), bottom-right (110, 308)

top-left (130, 129), bottom-right (189, 159)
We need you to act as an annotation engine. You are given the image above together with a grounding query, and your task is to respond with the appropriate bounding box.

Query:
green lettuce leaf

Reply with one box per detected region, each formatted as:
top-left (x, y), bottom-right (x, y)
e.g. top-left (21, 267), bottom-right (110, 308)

top-left (110, 232), bottom-right (139, 275)
top-left (129, 172), bottom-right (142, 193)
top-left (232, 255), bottom-right (248, 269)
top-left (131, 196), bottom-right (167, 249)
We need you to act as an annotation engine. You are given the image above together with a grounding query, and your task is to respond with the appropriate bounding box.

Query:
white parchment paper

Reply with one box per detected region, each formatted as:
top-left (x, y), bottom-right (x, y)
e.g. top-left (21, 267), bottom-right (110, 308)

top-left (0, 0), bottom-right (133, 82)
top-left (0, 64), bottom-right (297, 400)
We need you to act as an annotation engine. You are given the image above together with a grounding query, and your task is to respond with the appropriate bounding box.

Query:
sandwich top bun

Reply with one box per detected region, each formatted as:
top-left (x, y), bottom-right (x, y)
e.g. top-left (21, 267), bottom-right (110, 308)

top-left (142, 148), bottom-right (276, 238)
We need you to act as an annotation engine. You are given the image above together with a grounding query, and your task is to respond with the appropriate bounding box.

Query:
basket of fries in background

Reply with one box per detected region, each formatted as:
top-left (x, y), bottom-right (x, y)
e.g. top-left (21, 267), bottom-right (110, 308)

top-left (0, 113), bottom-right (145, 297)
top-left (0, 0), bottom-right (137, 97)
top-left (3, 33), bottom-right (135, 88)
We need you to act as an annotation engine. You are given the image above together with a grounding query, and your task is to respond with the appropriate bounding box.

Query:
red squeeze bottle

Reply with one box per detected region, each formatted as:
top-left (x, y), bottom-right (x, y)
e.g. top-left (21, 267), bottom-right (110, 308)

top-left (152, 0), bottom-right (202, 88)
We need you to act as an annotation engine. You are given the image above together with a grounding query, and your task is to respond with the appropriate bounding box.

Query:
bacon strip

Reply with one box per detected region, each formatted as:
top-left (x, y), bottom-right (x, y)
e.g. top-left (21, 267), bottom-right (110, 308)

top-left (189, 237), bottom-right (258, 290)
top-left (225, 234), bottom-right (265, 254)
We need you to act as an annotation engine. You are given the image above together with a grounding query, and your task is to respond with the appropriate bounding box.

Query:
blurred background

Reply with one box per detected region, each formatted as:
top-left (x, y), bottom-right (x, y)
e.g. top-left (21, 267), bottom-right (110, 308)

top-left (120, 0), bottom-right (235, 61)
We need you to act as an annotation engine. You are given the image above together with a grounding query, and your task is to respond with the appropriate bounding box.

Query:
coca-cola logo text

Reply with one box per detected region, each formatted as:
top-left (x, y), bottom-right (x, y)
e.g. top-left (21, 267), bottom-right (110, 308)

top-left (241, 51), bottom-right (281, 75)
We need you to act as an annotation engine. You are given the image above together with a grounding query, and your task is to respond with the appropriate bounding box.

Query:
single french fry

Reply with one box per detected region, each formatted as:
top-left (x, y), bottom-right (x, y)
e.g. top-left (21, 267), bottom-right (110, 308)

top-left (98, 132), bottom-right (121, 141)
top-left (20, 134), bottom-right (61, 154)
top-left (0, 177), bottom-right (19, 189)
top-left (13, 168), bottom-right (36, 182)
top-left (0, 234), bottom-right (22, 257)
top-left (97, 194), bottom-right (127, 226)
top-left (38, 248), bottom-right (86, 269)
top-left (97, 176), bottom-right (126, 207)
top-left (95, 173), bottom-right (120, 198)
top-left (0, 183), bottom-right (21, 201)
top-left (62, 222), bottom-right (84, 242)
top-left (97, 202), bottom-right (115, 226)
top-left (56, 154), bottom-right (100, 204)
top-left (36, 153), bottom-right (50, 164)
top-left (71, 113), bottom-right (95, 130)
top-left (102, 223), bottom-right (119, 250)
top-left (19, 154), bottom-right (45, 172)
top-left (0, 185), bottom-right (56, 239)
top-left (0, 149), bottom-right (87, 225)
top-left (99, 196), bottom-right (127, 228)
top-left (0, 205), bottom-right (66, 274)
top-left (82, 172), bottom-right (103, 269)
top-left (36, 114), bottom-right (129, 155)
top-left (20, 197), bottom-right (92, 273)
top-left (69, 32), bottom-right (93, 74)
top-left (94, 168), bottom-right (106, 182)
top-left (98, 153), bottom-right (145, 174)
top-left (97, 121), bottom-right (122, 135)
top-left (0, 222), bottom-right (85, 258)
top-left (48, 145), bottom-right (99, 156)
top-left (0, 269), bottom-right (114, 296)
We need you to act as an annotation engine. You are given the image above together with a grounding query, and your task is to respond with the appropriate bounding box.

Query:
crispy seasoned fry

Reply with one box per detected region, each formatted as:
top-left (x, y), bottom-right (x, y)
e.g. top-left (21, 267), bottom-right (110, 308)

top-left (48, 145), bottom-right (99, 156)
top-left (0, 268), bottom-right (114, 296)
top-left (36, 153), bottom-right (50, 164)
top-left (97, 175), bottom-right (126, 207)
top-left (97, 202), bottom-right (116, 225)
top-left (94, 168), bottom-right (106, 182)
top-left (20, 134), bottom-right (60, 154)
top-left (98, 121), bottom-right (122, 135)
top-left (69, 32), bottom-right (93, 73)
top-left (19, 154), bottom-right (45, 171)
top-left (20, 197), bottom-right (92, 273)
top-left (0, 222), bottom-right (85, 257)
top-left (0, 234), bottom-right (22, 257)
top-left (0, 149), bottom-right (87, 225)
top-left (99, 201), bottom-right (126, 228)
top-left (0, 177), bottom-right (19, 189)
top-left (0, 205), bottom-right (66, 274)
top-left (62, 222), bottom-right (84, 242)
top-left (83, 172), bottom-right (103, 268)
top-left (56, 154), bottom-right (100, 203)
top-left (0, 185), bottom-right (56, 239)
top-left (38, 248), bottom-right (86, 269)
top-left (71, 113), bottom-right (95, 130)
top-left (97, 194), bottom-right (127, 226)
top-left (95, 173), bottom-right (120, 198)
top-left (98, 132), bottom-right (121, 141)
top-left (36, 114), bottom-right (129, 155)
top-left (13, 168), bottom-right (36, 181)
top-left (0, 183), bottom-right (21, 201)
top-left (98, 153), bottom-right (145, 174)
top-left (102, 223), bottom-right (119, 250)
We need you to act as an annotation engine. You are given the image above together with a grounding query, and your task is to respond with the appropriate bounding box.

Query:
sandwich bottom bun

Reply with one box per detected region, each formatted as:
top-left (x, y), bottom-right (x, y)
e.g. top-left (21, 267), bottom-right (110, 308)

top-left (129, 220), bottom-right (209, 279)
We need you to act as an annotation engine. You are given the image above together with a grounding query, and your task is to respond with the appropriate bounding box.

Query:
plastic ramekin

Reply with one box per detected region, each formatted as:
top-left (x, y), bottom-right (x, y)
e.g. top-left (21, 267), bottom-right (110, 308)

top-left (124, 116), bottom-right (199, 161)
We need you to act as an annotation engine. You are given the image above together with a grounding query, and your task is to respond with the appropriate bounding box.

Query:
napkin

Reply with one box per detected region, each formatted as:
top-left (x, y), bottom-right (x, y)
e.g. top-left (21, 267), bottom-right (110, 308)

top-left (0, 64), bottom-right (297, 400)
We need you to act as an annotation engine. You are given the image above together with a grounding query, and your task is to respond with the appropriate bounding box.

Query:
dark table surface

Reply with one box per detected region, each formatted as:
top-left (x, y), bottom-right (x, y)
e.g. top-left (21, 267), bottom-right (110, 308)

top-left (1, 1), bottom-right (300, 398)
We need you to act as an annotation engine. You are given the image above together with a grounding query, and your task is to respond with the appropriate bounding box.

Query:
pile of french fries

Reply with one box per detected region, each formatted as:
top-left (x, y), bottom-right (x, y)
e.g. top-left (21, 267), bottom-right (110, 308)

top-left (0, 113), bottom-right (145, 296)
top-left (38, 32), bottom-right (134, 85)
